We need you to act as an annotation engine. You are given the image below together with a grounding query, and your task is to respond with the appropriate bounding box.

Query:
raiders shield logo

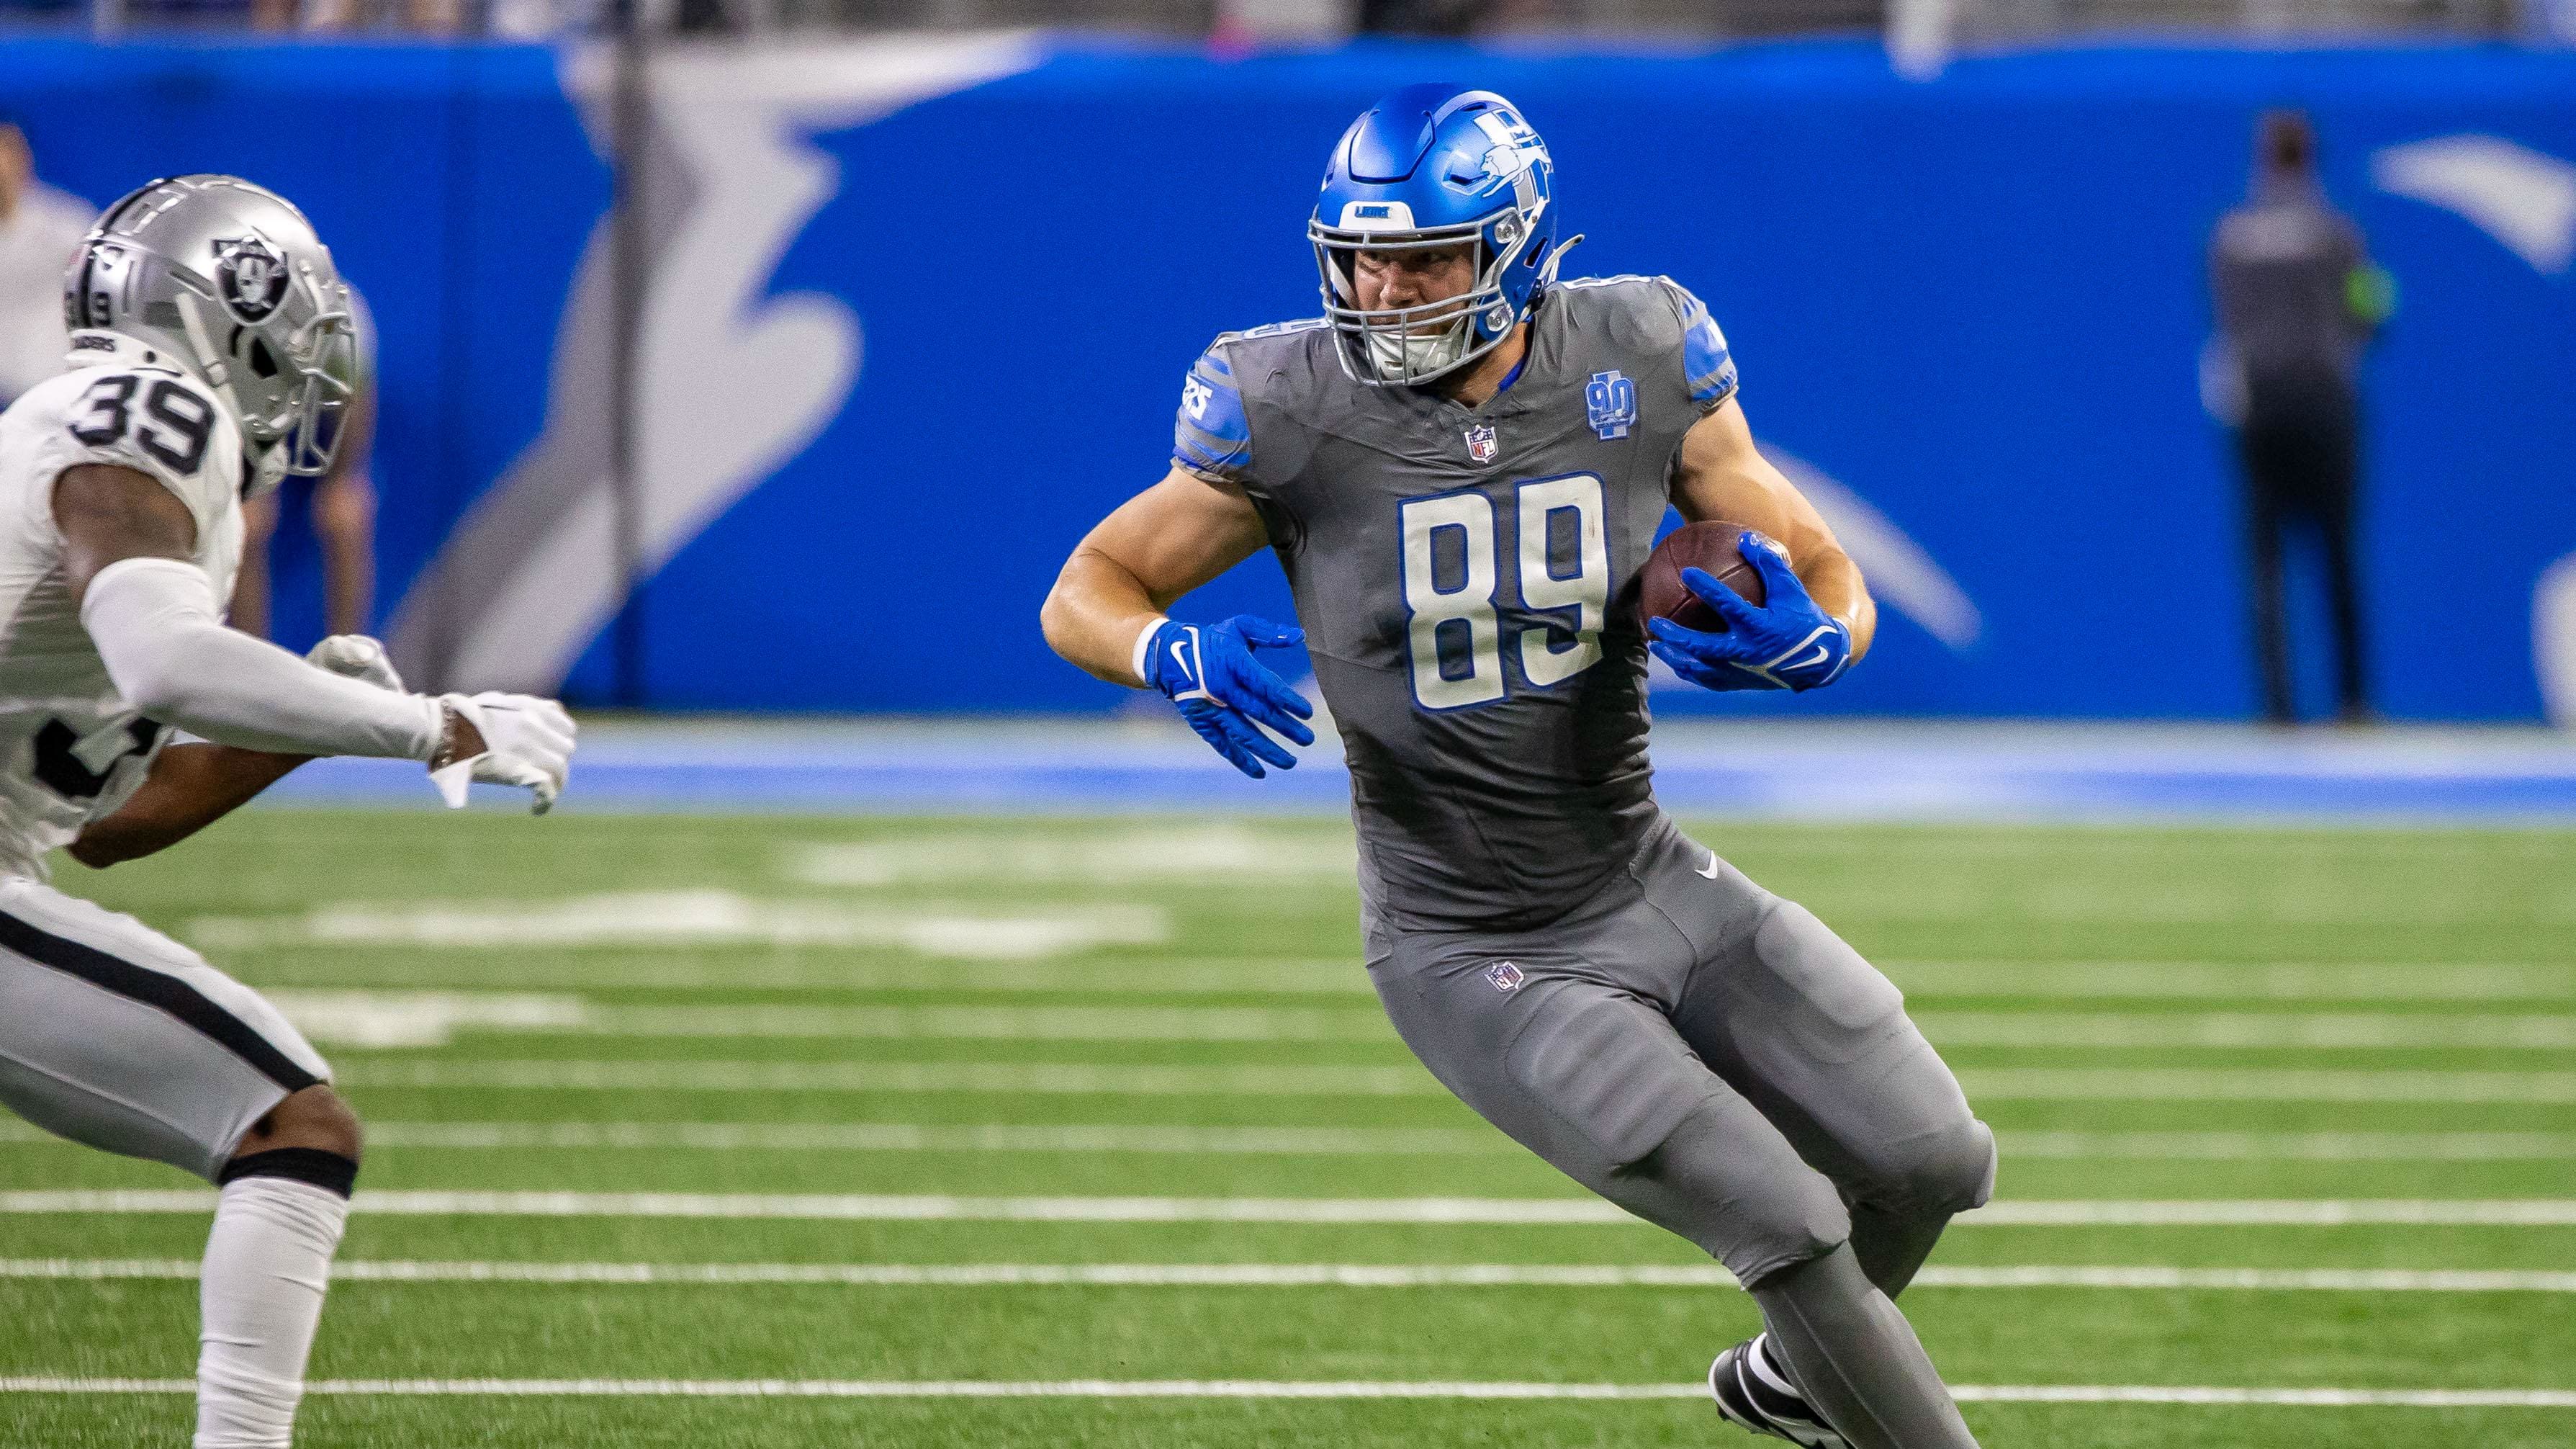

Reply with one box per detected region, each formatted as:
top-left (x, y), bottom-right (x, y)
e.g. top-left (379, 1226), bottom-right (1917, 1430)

top-left (212, 234), bottom-right (290, 324)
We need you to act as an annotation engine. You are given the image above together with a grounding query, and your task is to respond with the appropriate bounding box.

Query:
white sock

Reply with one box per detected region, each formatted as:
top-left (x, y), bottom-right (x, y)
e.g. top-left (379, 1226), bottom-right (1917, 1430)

top-left (197, 1175), bottom-right (349, 1449)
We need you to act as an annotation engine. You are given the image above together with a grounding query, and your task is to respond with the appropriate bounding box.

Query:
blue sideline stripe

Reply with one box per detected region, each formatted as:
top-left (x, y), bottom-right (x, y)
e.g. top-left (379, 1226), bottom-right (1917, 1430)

top-left (261, 726), bottom-right (2576, 821)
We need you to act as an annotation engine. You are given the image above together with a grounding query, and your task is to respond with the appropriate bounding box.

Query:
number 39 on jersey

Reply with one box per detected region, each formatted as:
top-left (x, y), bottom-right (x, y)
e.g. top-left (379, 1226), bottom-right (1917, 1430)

top-left (68, 372), bottom-right (217, 476)
top-left (1398, 473), bottom-right (1609, 711)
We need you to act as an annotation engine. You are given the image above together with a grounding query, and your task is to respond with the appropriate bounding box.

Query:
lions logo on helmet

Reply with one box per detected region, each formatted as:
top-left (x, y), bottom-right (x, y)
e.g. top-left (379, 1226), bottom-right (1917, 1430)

top-left (213, 234), bottom-right (289, 324)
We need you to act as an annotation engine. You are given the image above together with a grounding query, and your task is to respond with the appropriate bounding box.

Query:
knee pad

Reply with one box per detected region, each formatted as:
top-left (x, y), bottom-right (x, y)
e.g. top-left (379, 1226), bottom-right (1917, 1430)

top-left (1623, 1097), bottom-right (1851, 1288)
top-left (1873, 1116), bottom-right (1996, 1216)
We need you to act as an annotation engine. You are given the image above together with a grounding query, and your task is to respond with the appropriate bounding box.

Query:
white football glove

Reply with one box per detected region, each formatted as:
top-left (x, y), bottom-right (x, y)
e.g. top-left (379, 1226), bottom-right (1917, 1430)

top-left (428, 691), bottom-right (575, 815)
top-left (305, 634), bottom-right (405, 691)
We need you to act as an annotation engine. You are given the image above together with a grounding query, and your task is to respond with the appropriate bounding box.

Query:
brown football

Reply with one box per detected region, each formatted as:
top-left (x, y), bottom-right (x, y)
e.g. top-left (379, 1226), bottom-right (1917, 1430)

top-left (1637, 520), bottom-right (1770, 632)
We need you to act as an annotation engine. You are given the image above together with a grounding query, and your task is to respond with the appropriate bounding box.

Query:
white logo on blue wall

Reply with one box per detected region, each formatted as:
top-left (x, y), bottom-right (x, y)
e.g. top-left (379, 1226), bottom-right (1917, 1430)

top-left (1585, 370), bottom-right (1636, 441)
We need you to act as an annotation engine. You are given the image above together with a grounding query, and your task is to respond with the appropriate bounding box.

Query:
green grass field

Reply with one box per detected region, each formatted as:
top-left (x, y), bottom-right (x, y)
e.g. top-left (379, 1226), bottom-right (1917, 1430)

top-left (4, 809), bottom-right (2574, 1447)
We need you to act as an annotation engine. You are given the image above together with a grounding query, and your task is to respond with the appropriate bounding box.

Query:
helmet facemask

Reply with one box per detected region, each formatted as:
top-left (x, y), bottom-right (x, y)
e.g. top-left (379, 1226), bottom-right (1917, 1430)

top-left (1312, 205), bottom-right (1546, 387)
top-left (175, 266), bottom-right (357, 483)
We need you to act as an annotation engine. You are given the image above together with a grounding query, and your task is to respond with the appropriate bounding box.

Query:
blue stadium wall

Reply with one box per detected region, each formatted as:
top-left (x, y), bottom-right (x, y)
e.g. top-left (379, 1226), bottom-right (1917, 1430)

top-left (5, 37), bottom-right (2575, 719)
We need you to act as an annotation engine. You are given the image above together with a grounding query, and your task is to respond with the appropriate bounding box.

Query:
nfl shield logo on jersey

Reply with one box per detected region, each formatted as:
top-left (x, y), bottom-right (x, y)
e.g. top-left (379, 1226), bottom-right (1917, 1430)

top-left (1585, 370), bottom-right (1637, 441)
top-left (1463, 424), bottom-right (1499, 464)
top-left (1484, 960), bottom-right (1524, 992)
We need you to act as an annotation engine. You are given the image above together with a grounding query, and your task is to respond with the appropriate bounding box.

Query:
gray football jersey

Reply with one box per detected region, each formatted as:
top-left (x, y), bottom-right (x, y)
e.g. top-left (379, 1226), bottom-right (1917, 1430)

top-left (1174, 275), bottom-right (1738, 931)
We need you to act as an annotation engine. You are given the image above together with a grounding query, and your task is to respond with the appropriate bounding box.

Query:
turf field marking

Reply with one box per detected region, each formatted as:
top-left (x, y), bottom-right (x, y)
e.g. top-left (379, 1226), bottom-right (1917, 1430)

top-left (9, 1192), bottom-right (2575, 1226)
top-left (189, 894), bottom-right (1168, 961)
top-left (251, 992), bottom-right (2576, 1049)
top-left (9, 1260), bottom-right (2576, 1293)
top-left (789, 827), bottom-right (1357, 887)
top-left (1960, 1068), bottom-right (2576, 1103)
top-left (240, 993), bottom-right (2576, 1050)
top-left (1919, 1012), bottom-right (2576, 1049)
top-left (9, 1119), bottom-right (2562, 1162)
top-left (0, 1120), bottom-right (1496, 1155)
top-left (1999, 1130), bottom-right (2576, 1160)
top-left (263, 995), bottom-right (1394, 1046)
top-left (248, 993), bottom-right (589, 1049)
top-left (338, 1059), bottom-right (1444, 1095)
top-left (246, 956), bottom-right (1372, 995)
top-left (4, 1378), bottom-right (2572, 1407)
top-left (332, 1058), bottom-right (2576, 1103)
top-left (1887, 961), bottom-right (2576, 1002)
top-left (228, 956), bottom-right (2574, 1000)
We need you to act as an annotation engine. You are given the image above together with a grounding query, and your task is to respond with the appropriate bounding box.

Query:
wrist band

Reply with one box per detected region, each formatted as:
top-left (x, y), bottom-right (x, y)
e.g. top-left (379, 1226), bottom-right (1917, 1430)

top-left (1130, 616), bottom-right (1171, 688)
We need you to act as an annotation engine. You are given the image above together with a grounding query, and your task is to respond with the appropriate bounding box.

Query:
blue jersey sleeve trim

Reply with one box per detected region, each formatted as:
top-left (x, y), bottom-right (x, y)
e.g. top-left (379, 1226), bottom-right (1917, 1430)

top-left (1664, 279), bottom-right (1739, 411)
top-left (1171, 343), bottom-right (1251, 480)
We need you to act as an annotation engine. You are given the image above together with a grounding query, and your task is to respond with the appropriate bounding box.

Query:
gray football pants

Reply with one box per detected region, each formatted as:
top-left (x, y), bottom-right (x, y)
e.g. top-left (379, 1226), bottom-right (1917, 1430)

top-left (1364, 817), bottom-right (1994, 1293)
top-left (0, 876), bottom-right (331, 1181)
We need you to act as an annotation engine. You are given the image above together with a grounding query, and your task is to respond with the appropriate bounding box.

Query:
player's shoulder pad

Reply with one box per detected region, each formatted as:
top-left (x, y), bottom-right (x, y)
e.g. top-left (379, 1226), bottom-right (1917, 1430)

top-left (1554, 275), bottom-right (1737, 411)
top-left (1652, 277), bottom-right (1738, 413)
top-left (34, 362), bottom-right (240, 524)
top-left (1173, 333), bottom-right (1256, 481)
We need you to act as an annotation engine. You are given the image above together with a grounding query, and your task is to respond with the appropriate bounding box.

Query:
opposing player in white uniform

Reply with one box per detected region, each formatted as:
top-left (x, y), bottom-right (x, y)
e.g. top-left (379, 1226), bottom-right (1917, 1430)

top-left (0, 174), bottom-right (574, 1448)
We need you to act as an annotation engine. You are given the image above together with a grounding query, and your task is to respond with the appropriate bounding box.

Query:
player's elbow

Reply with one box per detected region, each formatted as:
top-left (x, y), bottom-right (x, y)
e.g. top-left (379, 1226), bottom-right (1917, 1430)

top-left (106, 659), bottom-right (197, 725)
top-left (1037, 578), bottom-right (1081, 665)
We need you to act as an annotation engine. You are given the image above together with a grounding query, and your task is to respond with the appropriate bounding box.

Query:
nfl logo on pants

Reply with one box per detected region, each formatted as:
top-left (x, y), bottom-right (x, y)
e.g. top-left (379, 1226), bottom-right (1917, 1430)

top-left (1484, 960), bottom-right (1523, 992)
top-left (1463, 424), bottom-right (1499, 464)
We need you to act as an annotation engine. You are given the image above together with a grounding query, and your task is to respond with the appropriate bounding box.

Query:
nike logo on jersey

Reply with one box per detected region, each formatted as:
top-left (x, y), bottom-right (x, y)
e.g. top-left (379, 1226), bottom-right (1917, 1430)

top-left (1697, 852), bottom-right (1721, 879)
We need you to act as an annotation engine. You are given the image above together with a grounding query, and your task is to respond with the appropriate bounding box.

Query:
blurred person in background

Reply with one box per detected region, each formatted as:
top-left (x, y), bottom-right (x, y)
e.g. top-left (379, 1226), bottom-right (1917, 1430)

top-left (232, 287), bottom-right (377, 640)
top-left (2208, 109), bottom-right (2394, 725)
top-left (0, 117), bottom-right (94, 410)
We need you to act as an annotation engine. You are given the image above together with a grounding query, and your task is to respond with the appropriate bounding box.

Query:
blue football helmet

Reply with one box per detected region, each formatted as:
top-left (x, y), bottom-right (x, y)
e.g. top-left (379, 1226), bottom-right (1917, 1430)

top-left (1310, 84), bottom-right (1570, 387)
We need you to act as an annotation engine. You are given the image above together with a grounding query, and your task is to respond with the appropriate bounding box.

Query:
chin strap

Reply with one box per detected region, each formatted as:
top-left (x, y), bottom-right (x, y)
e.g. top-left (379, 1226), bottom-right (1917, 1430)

top-left (1531, 233), bottom-right (1583, 298)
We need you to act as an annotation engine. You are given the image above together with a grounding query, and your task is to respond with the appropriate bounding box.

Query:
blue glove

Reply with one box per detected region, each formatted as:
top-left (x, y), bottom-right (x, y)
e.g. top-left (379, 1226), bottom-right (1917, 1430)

top-left (1646, 531), bottom-right (1855, 693)
top-left (1143, 615), bottom-right (1317, 778)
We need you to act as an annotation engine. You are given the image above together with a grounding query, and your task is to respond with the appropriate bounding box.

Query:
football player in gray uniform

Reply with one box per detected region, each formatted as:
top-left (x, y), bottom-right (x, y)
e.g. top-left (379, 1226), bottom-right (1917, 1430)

top-left (0, 175), bottom-right (572, 1448)
top-left (1043, 88), bottom-right (1994, 1448)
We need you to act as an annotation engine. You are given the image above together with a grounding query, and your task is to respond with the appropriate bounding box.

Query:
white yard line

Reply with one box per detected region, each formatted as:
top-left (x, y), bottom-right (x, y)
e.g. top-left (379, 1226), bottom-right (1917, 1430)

top-left (257, 995), bottom-right (1395, 1047)
top-left (330, 1059), bottom-right (2576, 1104)
top-left (788, 827), bottom-right (1357, 887)
top-left (1999, 1131), bottom-right (2576, 1160)
top-left (235, 957), bottom-right (2571, 1001)
top-left (1919, 1013), bottom-right (2576, 1049)
top-left (235, 988), bottom-right (2576, 1051)
top-left (253, 958), bottom-right (1374, 995)
top-left (188, 894), bottom-right (1168, 961)
top-left (7, 1259), bottom-right (2575, 1293)
top-left (8, 1120), bottom-right (2562, 1162)
top-left (338, 1059), bottom-right (1445, 1095)
top-left (2, 1377), bottom-right (2570, 1407)
top-left (6, 1192), bottom-right (2574, 1226)
top-left (571, 1004), bottom-right (1395, 1042)
top-left (1885, 961), bottom-right (2576, 1002)
top-left (0, 1120), bottom-right (1495, 1156)
top-left (1959, 1069), bottom-right (2576, 1103)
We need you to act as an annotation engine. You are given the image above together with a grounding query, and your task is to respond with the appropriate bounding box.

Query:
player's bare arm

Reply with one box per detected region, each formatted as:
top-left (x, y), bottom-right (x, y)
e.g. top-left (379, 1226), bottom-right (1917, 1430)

top-left (1041, 467), bottom-right (1271, 687)
top-left (1043, 465), bottom-right (1313, 778)
top-left (68, 742), bottom-right (309, 867)
top-left (1667, 398), bottom-right (1878, 660)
